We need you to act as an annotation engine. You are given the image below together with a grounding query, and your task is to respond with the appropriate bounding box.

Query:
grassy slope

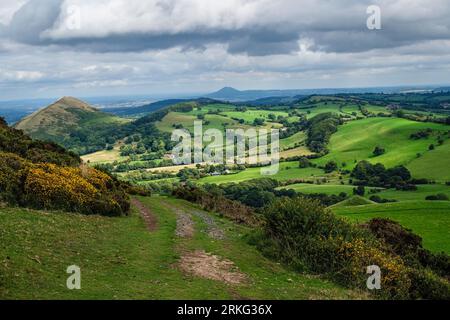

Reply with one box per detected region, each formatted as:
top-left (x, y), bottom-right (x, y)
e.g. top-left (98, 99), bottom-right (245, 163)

top-left (280, 131), bottom-right (307, 150)
top-left (332, 201), bottom-right (450, 254)
top-left (314, 117), bottom-right (449, 168)
top-left (0, 197), bottom-right (364, 299)
top-left (407, 142), bottom-right (450, 182)
top-left (81, 142), bottom-right (127, 164)
top-left (14, 97), bottom-right (127, 144)
top-left (279, 184), bottom-right (380, 195)
top-left (199, 162), bottom-right (324, 184)
top-left (156, 112), bottom-right (244, 133)
top-left (372, 184), bottom-right (450, 201)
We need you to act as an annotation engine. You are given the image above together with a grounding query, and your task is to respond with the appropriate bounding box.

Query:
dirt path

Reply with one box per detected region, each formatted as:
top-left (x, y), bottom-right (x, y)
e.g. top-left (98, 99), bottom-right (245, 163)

top-left (160, 201), bottom-right (195, 238)
top-left (179, 250), bottom-right (247, 285)
top-left (131, 198), bottom-right (158, 232)
top-left (160, 199), bottom-right (247, 286)
top-left (161, 201), bottom-right (225, 240)
top-left (191, 210), bottom-right (225, 240)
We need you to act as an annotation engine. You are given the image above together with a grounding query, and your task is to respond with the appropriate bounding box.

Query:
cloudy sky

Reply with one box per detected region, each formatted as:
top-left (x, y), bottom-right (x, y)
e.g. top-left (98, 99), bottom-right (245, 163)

top-left (0, 0), bottom-right (450, 100)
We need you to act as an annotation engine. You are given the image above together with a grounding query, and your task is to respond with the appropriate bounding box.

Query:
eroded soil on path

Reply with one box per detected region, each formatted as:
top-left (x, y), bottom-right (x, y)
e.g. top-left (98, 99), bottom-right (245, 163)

top-left (131, 198), bottom-right (158, 232)
top-left (179, 250), bottom-right (248, 285)
top-left (159, 199), bottom-right (247, 285)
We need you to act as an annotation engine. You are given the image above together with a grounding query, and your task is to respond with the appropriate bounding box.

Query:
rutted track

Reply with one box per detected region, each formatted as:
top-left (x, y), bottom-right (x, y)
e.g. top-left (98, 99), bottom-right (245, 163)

top-left (157, 198), bottom-right (247, 285)
top-left (131, 198), bottom-right (158, 232)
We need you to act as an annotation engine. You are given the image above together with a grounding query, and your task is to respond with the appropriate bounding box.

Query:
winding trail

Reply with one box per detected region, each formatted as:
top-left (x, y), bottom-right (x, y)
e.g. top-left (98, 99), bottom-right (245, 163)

top-left (131, 198), bottom-right (158, 232)
top-left (157, 198), bottom-right (247, 285)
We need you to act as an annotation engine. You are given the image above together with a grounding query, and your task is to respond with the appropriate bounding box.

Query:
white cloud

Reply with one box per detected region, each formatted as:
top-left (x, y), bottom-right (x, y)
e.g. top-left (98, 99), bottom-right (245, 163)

top-left (0, 0), bottom-right (27, 25)
top-left (0, 69), bottom-right (45, 81)
top-left (0, 0), bottom-right (449, 100)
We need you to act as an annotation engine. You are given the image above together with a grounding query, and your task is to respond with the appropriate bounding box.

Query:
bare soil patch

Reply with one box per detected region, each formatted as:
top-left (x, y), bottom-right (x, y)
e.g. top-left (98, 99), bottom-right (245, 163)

top-left (131, 198), bottom-right (158, 232)
top-left (160, 201), bottom-right (195, 238)
top-left (175, 209), bottom-right (195, 238)
top-left (191, 210), bottom-right (225, 240)
top-left (179, 250), bottom-right (247, 285)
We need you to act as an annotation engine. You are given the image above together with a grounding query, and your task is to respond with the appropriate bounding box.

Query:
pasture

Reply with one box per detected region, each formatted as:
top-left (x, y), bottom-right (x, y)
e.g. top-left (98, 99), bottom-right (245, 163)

top-left (332, 201), bottom-right (450, 254)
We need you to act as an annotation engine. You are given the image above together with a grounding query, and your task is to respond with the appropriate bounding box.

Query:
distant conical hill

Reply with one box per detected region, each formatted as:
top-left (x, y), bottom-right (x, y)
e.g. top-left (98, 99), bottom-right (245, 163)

top-left (14, 97), bottom-right (128, 155)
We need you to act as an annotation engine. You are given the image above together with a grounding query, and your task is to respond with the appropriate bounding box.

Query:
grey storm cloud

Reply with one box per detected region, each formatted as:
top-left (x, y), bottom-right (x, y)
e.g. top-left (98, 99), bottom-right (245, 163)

top-left (2, 0), bottom-right (449, 56)
top-left (1, 0), bottom-right (450, 101)
top-left (8, 0), bottom-right (63, 44)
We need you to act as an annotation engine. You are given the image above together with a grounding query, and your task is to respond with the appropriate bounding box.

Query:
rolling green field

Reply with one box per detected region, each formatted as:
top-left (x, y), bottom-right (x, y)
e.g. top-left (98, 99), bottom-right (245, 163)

top-left (332, 201), bottom-right (450, 254)
top-left (314, 117), bottom-right (449, 168)
top-left (0, 197), bottom-right (364, 299)
top-left (199, 162), bottom-right (324, 184)
top-left (372, 184), bottom-right (450, 201)
top-left (221, 110), bottom-right (290, 123)
top-left (407, 142), bottom-right (450, 182)
top-left (280, 131), bottom-right (307, 150)
top-left (278, 183), bottom-right (380, 195)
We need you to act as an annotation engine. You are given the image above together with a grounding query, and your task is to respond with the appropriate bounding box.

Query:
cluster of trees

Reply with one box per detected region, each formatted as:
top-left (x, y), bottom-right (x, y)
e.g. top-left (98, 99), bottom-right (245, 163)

top-left (351, 160), bottom-right (415, 189)
top-left (372, 146), bottom-right (386, 156)
top-left (177, 164), bottom-right (244, 182)
top-left (425, 194), bottom-right (449, 201)
top-left (204, 179), bottom-right (280, 208)
top-left (278, 117), bottom-right (307, 140)
top-left (253, 118), bottom-right (265, 126)
top-left (201, 178), bottom-right (349, 209)
top-left (324, 160), bottom-right (338, 173)
top-left (306, 113), bottom-right (342, 153)
top-left (113, 159), bottom-right (173, 173)
top-left (410, 128), bottom-right (433, 140)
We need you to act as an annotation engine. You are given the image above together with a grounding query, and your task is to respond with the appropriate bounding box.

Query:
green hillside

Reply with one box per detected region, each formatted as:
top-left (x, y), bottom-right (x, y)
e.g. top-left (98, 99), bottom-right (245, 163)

top-left (0, 197), bottom-right (364, 299)
top-left (332, 201), bottom-right (450, 254)
top-left (199, 162), bottom-right (324, 184)
top-left (2, 93), bottom-right (450, 300)
top-left (314, 117), bottom-right (449, 168)
top-left (14, 97), bottom-right (129, 155)
top-left (407, 142), bottom-right (450, 182)
top-left (0, 119), bottom-right (129, 217)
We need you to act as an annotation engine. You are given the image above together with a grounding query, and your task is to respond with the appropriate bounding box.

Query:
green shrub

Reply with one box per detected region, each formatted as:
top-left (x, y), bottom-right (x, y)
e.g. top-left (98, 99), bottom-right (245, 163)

top-left (251, 197), bottom-right (450, 299)
top-left (365, 218), bottom-right (450, 279)
top-left (0, 121), bottom-right (130, 216)
top-left (425, 193), bottom-right (449, 201)
top-left (258, 197), bottom-right (411, 298)
top-left (172, 185), bottom-right (258, 226)
top-left (0, 152), bottom-right (29, 204)
top-left (408, 269), bottom-right (450, 300)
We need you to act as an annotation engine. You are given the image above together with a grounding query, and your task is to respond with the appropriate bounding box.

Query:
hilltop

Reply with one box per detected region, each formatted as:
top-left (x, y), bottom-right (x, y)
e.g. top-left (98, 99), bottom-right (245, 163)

top-left (15, 96), bottom-right (99, 132)
top-left (14, 97), bottom-right (129, 155)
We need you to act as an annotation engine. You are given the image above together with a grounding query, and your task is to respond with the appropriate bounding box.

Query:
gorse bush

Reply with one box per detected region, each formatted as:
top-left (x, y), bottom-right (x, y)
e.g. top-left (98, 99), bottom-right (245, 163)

top-left (0, 120), bottom-right (130, 216)
top-left (24, 164), bottom-right (99, 209)
top-left (0, 118), bottom-right (80, 166)
top-left (0, 152), bottom-right (29, 204)
top-left (252, 197), bottom-right (449, 299)
top-left (22, 163), bottom-right (129, 216)
top-left (364, 218), bottom-right (450, 298)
